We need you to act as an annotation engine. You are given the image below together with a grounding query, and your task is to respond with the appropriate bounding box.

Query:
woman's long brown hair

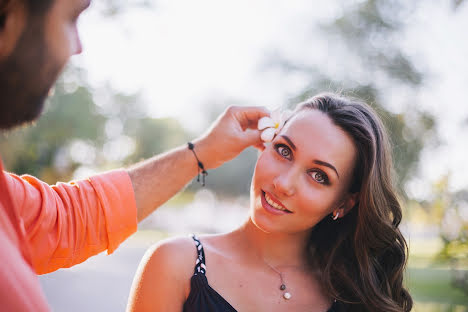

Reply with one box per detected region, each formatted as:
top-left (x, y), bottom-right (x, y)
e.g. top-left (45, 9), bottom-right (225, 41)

top-left (298, 93), bottom-right (412, 312)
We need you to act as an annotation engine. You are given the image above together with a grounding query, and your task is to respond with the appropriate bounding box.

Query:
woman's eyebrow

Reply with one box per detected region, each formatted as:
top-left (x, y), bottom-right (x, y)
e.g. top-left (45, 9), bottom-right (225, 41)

top-left (279, 135), bottom-right (296, 151)
top-left (314, 160), bottom-right (340, 179)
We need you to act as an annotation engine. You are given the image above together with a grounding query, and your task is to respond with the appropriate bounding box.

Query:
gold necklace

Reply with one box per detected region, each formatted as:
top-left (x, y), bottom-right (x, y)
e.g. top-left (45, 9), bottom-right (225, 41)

top-left (264, 261), bottom-right (292, 300)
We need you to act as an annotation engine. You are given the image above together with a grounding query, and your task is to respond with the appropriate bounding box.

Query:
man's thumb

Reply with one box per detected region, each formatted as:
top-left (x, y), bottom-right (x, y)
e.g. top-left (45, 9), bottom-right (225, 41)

top-left (243, 128), bottom-right (263, 147)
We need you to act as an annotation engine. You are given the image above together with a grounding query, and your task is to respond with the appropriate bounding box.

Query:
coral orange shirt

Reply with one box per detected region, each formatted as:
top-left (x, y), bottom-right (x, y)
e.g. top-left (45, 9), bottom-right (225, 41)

top-left (0, 159), bottom-right (137, 311)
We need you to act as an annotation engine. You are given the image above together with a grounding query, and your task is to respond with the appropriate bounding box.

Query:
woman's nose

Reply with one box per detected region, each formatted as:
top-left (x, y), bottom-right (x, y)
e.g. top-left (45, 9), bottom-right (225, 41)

top-left (272, 169), bottom-right (296, 197)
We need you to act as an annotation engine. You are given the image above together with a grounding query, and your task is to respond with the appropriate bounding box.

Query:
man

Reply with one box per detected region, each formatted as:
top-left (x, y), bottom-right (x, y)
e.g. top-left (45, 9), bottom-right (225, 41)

top-left (0, 0), bottom-right (268, 310)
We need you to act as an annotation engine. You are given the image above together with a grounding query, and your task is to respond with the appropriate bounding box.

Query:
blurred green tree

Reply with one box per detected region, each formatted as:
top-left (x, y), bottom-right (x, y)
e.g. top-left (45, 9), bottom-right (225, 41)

top-left (421, 175), bottom-right (468, 294)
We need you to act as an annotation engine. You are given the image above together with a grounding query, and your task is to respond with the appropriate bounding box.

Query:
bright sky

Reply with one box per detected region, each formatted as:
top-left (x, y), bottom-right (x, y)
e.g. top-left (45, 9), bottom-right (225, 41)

top-left (73, 0), bottom-right (468, 195)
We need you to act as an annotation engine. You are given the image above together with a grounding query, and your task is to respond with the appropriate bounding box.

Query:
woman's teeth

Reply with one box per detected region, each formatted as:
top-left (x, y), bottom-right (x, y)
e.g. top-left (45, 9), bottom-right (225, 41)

top-left (264, 192), bottom-right (289, 212)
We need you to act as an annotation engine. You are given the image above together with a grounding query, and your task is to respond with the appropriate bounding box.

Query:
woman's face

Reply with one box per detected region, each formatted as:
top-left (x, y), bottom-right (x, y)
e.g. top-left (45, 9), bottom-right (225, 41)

top-left (250, 109), bottom-right (358, 234)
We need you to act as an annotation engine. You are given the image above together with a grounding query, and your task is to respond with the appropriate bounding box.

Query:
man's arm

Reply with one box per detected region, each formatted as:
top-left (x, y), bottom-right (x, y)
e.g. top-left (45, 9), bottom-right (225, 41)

top-left (128, 143), bottom-right (199, 222)
top-left (129, 105), bottom-right (269, 221)
top-left (5, 105), bottom-right (267, 274)
top-left (6, 169), bottom-right (137, 274)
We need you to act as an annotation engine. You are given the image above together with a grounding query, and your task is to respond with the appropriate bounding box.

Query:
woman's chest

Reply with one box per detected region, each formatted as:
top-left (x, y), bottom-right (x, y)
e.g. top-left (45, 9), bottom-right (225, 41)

top-left (205, 260), bottom-right (332, 312)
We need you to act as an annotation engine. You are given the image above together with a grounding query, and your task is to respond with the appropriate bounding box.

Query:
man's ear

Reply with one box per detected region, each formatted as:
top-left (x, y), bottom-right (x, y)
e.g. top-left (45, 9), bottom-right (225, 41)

top-left (0, 1), bottom-right (26, 59)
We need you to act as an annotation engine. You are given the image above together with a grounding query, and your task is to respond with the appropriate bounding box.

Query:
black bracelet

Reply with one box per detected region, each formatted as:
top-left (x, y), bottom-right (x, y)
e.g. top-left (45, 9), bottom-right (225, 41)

top-left (187, 142), bottom-right (208, 186)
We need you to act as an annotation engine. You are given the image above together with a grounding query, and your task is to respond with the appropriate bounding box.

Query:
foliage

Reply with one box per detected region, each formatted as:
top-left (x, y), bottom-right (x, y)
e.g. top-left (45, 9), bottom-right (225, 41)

top-left (438, 197), bottom-right (468, 293)
top-left (407, 267), bottom-right (468, 306)
top-left (418, 175), bottom-right (468, 294)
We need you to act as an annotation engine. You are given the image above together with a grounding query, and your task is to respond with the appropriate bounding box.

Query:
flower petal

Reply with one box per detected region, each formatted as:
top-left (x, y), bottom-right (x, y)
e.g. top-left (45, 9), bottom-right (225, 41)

top-left (261, 128), bottom-right (276, 142)
top-left (276, 109), bottom-right (293, 131)
top-left (258, 117), bottom-right (275, 130)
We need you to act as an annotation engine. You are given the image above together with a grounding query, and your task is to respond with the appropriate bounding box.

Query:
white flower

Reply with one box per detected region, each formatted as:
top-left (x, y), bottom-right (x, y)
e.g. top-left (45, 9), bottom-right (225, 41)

top-left (258, 109), bottom-right (292, 142)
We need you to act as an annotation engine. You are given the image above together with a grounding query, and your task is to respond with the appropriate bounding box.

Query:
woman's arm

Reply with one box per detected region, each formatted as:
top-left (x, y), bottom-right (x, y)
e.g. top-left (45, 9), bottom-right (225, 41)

top-left (126, 237), bottom-right (196, 312)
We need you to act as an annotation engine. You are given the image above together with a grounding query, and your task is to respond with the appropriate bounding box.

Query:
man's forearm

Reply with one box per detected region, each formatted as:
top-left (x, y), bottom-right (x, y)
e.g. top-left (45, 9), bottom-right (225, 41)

top-left (127, 143), bottom-right (199, 222)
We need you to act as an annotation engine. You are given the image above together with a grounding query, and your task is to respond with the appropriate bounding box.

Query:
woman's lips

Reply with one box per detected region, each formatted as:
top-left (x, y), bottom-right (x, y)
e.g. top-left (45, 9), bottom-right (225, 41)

top-left (261, 190), bottom-right (293, 215)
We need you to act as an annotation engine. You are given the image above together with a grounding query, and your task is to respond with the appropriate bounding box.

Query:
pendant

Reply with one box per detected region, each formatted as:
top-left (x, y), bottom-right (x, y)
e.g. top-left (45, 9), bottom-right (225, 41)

top-left (283, 292), bottom-right (291, 300)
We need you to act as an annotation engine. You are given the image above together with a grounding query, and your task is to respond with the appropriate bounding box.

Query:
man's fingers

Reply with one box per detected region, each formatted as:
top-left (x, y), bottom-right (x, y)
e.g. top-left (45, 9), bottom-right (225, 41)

top-left (240, 106), bottom-right (270, 123)
top-left (242, 128), bottom-right (264, 147)
top-left (230, 106), bottom-right (270, 130)
top-left (254, 143), bottom-right (266, 151)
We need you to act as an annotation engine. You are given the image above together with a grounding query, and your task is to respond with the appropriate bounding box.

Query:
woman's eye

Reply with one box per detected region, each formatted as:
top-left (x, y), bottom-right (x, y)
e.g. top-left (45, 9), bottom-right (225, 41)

top-left (310, 170), bottom-right (329, 184)
top-left (275, 144), bottom-right (292, 159)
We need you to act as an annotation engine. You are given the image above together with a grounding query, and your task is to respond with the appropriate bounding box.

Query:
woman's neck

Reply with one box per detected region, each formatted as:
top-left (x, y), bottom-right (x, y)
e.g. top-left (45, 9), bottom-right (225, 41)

top-left (235, 218), bottom-right (311, 269)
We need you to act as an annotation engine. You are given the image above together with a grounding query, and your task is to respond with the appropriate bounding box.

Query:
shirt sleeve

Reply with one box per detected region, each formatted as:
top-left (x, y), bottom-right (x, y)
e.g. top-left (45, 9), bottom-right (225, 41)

top-left (5, 170), bottom-right (138, 275)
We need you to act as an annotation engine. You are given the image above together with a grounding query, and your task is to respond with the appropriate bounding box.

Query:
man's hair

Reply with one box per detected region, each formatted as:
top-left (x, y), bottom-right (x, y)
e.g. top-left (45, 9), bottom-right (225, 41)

top-left (0, 0), bottom-right (54, 28)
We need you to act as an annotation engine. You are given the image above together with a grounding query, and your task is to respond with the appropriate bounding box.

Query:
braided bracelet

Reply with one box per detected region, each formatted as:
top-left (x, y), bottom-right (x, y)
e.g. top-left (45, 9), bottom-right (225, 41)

top-left (187, 142), bottom-right (208, 186)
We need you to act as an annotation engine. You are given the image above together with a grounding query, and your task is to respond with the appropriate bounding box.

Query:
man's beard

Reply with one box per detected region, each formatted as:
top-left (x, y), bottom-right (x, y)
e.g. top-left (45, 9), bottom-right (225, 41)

top-left (0, 18), bottom-right (61, 130)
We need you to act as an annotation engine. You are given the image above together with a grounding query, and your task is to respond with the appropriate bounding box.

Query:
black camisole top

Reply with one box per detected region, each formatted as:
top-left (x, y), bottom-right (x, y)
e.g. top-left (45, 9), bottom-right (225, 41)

top-left (182, 235), bottom-right (347, 312)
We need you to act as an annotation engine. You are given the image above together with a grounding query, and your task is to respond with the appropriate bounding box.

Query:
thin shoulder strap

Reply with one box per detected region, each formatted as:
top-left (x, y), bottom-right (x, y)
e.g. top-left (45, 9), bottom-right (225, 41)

top-left (190, 234), bottom-right (206, 275)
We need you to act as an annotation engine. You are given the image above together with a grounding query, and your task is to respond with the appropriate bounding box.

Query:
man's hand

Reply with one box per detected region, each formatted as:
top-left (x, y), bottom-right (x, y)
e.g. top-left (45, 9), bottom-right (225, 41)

top-left (193, 106), bottom-right (270, 169)
top-left (128, 105), bottom-right (269, 221)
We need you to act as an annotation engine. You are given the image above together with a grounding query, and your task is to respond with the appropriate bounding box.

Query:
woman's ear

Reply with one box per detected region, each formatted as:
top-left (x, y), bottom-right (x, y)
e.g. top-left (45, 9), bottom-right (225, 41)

top-left (335, 192), bottom-right (359, 219)
top-left (342, 192), bottom-right (359, 216)
top-left (0, 1), bottom-right (26, 59)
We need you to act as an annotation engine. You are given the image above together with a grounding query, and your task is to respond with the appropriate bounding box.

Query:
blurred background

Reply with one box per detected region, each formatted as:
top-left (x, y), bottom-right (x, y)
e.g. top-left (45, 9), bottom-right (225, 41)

top-left (1, 0), bottom-right (467, 310)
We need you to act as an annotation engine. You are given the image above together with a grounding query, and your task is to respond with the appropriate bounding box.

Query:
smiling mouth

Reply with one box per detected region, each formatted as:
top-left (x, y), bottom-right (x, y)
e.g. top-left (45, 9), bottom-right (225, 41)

top-left (262, 191), bottom-right (292, 213)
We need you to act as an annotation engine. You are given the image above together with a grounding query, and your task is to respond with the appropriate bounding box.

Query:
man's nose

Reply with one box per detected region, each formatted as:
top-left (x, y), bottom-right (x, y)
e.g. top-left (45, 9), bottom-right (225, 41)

top-left (71, 26), bottom-right (83, 56)
top-left (73, 35), bottom-right (83, 55)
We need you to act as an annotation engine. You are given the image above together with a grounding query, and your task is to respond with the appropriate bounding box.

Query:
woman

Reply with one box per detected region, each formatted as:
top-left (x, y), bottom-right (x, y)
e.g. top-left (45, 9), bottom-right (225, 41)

top-left (127, 93), bottom-right (413, 312)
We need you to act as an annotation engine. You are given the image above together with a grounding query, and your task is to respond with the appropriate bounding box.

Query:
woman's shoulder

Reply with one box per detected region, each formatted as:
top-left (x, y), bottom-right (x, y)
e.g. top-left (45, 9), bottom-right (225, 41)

top-left (143, 236), bottom-right (199, 273)
top-left (142, 232), bottom-right (238, 275)
top-left (128, 236), bottom-right (202, 311)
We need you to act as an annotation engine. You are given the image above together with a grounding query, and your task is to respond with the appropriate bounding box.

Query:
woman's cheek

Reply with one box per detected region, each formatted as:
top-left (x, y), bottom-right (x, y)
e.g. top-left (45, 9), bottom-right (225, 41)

top-left (257, 151), bottom-right (283, 180)
top-left (302, 188), bottom-right (338, 219)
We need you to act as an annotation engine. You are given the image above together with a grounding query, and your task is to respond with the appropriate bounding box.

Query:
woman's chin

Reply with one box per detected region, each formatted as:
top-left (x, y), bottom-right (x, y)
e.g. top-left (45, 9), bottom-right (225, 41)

top-left (249, 211), bottom-right (282, 234)
top-left (250, 215), bottom-right (271, 233)
top-left (250, 209), bottom-right (316, 236)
